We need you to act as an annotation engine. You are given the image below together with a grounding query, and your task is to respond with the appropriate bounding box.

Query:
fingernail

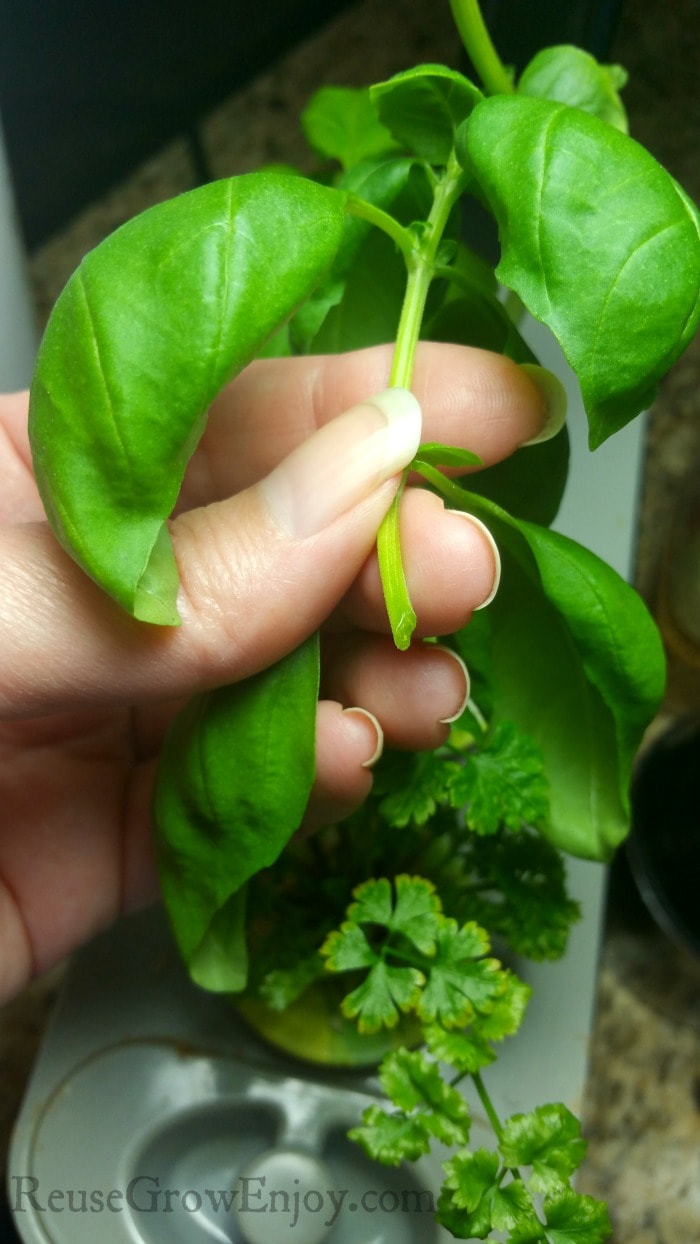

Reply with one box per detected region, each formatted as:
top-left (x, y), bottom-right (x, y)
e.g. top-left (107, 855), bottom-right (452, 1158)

top-left (435, 645), bottom-right (471, 725)
top-left (445, 510), bottom-right (501, 610)
top-left (342, 706), bottom-right (384, 768)
top-left (519, 364), bottom-right (568, 445)
top-left (261, 387), bottom-right (422, 538)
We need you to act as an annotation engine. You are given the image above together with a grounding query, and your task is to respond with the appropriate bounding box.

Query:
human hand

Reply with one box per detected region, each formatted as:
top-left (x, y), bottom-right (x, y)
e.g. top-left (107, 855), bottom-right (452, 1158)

top-left (0, 343), bottom-right (555, 1000)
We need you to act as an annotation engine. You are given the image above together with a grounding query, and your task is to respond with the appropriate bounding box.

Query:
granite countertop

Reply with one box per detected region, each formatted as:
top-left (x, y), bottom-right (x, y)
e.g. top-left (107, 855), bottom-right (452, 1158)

top-left (2, 2), bottom-right (700, 1241)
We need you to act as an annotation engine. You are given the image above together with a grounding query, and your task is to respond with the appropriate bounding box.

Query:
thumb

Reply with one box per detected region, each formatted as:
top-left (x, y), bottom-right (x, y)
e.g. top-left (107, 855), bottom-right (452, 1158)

top-left (0, 389), bottom-right (421, 714)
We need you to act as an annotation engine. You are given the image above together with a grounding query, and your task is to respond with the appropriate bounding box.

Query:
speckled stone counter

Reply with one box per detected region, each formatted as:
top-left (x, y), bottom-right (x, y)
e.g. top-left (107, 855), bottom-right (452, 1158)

top-left (2, 2), bottom-right (699, 1241)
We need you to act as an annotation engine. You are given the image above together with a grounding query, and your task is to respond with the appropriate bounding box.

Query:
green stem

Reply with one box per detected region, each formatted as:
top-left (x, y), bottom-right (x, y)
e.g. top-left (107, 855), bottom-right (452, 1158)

top-left (378, 157), bottom-right (469, 647)
top-left (377, 472), bottom-right (416, 651)
top-left (472, 1070), bottom-right (504, 1141)
top-left (448, 0), bottom-right (515, 96)
top-left (346, 194), bottom-right (416, 261)
top-left (389, 157), bottom-right (469, 389)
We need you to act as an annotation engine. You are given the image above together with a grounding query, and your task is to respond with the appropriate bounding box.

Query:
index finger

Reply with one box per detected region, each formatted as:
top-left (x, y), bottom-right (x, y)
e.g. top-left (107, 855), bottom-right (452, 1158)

top-left (179, 342), bottom-right (556, 510)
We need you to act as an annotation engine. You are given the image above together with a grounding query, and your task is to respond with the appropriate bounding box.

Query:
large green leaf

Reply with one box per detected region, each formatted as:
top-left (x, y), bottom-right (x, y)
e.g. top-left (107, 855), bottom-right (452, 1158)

top-left (29, 172), bottom-right (347, 623)
top-left (430, 475), bottom-right (665, 860)
top-left (371, 64), bottom-right (483, 165)
top-left (154, 634), bottom-right (320, 991)
top-left (459, 96), bottom-right (700, 447)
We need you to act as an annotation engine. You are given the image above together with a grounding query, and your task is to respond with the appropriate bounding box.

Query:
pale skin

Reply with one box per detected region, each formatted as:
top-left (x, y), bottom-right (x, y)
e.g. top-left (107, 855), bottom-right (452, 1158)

top-left (0, 342), bottom-right (548, 1002)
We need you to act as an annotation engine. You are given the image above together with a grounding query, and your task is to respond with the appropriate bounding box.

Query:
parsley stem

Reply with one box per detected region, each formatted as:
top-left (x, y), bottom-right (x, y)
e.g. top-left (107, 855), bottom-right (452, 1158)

top-left (472, 1070), bottom-right (504, 1141)
top-left (448, 0), bottom-right (514, 97)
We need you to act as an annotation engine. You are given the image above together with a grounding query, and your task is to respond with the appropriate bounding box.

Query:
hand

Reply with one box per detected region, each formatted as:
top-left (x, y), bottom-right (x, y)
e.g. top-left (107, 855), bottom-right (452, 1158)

top-left (0, 343), bottom-right (552, 1000)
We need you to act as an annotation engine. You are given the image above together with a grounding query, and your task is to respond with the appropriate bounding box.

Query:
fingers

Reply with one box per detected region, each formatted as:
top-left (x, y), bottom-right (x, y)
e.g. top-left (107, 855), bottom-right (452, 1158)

top-left (0, 343), bottom-right (549, 718)
top-left (181, 342), bottom-right (556, 507)
top-left (338, 486), bottom-right (500, 638)
top-left (321, 637), bottom-right (469, 751)
top-left (0, 390), bottom-right (422, 715)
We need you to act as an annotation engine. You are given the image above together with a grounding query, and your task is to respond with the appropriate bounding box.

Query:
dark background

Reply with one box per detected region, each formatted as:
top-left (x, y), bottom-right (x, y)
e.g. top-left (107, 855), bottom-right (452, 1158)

top-left (0, 0), bottom-right (623, 248)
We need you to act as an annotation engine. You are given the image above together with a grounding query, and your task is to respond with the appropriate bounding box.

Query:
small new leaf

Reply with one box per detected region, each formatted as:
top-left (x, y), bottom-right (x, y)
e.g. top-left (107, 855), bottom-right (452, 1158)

top-left (413, 442), bottom-right (483, 470)
top-left (371, 63), bottom-right (483, 165)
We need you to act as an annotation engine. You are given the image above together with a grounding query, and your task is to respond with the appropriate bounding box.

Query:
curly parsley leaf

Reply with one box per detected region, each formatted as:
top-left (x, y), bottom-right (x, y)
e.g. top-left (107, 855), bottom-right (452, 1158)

top-left (257, 952), bottom-right (325, 1010)
top-left (350, 1048), bottom-right (471, 1164)
top-left (320, 921), bottom-right (377, 974)
top-left (340, 958), bottom-right (424, 1032)
top-left (423, 1023), bottom-right (496, 1074)
top-left (438, 1152), bottom-right (538, 1238)
top-left (500, 1104), bottom-right (588, 1193)
top-left (448, 720), bottom-right (550, 835)
top-left (542, 1189), bottom-right (612, 1243)
top-left (375, 748), bottom-right (458, 827)
top-left (341, 874), bottom-right (442, 954)
top-left (349, 1104), bottom-right (434, 1165)
top-left (463, 827), bottom-right (581, 961)
top-left (418, 919), bottom-right (504, 1027)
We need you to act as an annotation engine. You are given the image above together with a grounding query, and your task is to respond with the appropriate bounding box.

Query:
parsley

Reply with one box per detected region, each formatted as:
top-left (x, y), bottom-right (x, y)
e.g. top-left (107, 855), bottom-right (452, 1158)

top-left (322, 875), bottom-right (611, 1242)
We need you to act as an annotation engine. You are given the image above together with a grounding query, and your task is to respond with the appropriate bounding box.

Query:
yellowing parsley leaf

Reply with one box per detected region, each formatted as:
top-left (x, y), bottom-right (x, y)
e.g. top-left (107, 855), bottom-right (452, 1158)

top-left (499, 1104), bottom-right (588, 1192)
top-left (320, 921), bottom-right (376, 973)
top-left (389, 874), bottom-right (442, 954)
top-left (448, 720), bottom-right (550, 834)
top-left (418, 919), bottom-right (505, 1027)
top-left (476, 971), bottom-right (532, 1042)
top-left (346, 876), bottom-right (394, 926)
top-left (340, 958), bottom-right (424, 1032)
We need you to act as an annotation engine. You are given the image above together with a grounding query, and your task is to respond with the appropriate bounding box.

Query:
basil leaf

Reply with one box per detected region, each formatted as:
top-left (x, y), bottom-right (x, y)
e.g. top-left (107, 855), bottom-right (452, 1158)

top-left (429, 473), bottom-right (664, 860)
top-left (518, 45), bottom-right (629, 132)
top-left (29, 172), bottom-right (347, 623)
top-left (154, 634), bottom-right (320, 992)
top-left (301, 86), bottom-right (399, 169)
top-left (371, 64), bottom-right (483, 165)
top-left (459, 97), bottom-right (700, 447)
